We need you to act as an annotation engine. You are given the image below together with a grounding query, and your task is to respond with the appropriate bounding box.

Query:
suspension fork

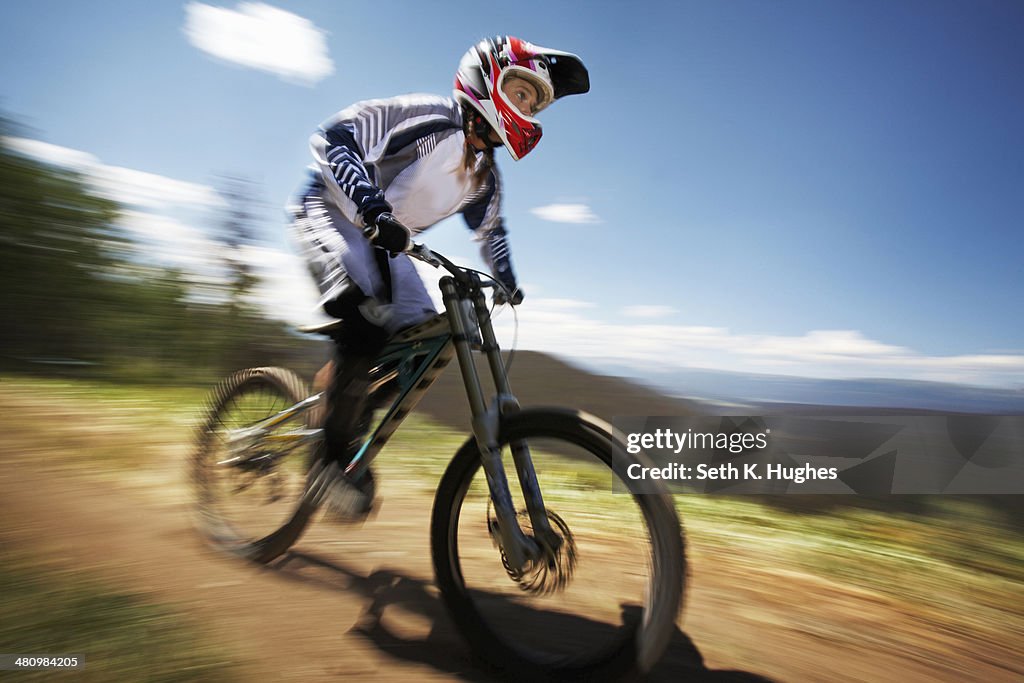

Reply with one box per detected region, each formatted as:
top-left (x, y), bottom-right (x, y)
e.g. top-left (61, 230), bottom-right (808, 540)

top-left (468, 285), bottom-right (560, 551)
top-left (439, 276), bottom-right (554, 572)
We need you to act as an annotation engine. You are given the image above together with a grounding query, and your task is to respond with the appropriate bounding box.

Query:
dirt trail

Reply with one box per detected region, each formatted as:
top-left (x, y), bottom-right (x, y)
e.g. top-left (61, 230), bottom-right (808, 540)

top-left (1, 428), bottom-right (1020, 681)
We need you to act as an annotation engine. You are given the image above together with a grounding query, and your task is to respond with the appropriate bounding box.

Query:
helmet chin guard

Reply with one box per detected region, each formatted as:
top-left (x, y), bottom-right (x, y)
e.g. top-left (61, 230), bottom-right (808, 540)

top-left (454, 36), bottom-right (589, 160)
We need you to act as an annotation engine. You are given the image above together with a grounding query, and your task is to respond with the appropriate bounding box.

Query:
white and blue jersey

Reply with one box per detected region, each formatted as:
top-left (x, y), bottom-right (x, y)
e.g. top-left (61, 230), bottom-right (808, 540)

top-left (290, 93), bottom-right (517, 333)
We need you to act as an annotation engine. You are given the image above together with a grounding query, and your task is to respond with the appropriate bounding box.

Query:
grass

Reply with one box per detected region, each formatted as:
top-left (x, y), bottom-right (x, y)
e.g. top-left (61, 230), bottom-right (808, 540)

top-left (0, 548), bottom-right (238, 682)
top-left (3, 373), bottom-right (1023, 651)
top-left (0, 375), bottom-right (206, 471)
top-left (373, 412), bottom-right (469, 493)
top-left (675, 493), bottom-right (1024, 650)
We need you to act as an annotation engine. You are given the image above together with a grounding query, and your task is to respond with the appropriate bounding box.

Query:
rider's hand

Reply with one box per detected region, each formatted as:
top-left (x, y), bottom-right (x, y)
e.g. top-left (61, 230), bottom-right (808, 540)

top-left (493, 285), bottom-right (524, 306)
top-left (363, 211), bottom-right (411, 254)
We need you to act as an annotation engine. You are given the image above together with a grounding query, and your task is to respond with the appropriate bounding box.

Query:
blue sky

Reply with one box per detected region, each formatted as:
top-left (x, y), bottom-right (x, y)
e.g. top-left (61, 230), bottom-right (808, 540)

top-left (2, 1), bottom-right (1022, 387)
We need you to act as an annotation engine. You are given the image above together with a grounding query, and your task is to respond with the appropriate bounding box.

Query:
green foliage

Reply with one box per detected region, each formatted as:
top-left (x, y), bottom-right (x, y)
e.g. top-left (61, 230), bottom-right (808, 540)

top-left (677, 493), bottom-right (1024, 625)
top-left (0, 126), bottom-right (121, 364)
top-left (0, 124), bottom-right (324, 382)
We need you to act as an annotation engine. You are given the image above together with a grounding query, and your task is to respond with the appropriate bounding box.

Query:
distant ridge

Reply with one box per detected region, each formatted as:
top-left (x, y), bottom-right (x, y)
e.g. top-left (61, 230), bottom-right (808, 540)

top-left (416, 350), bottom-right (699, 431)
top-left (410, 349), bottom-right (1024, 434)
top-left (587, 362), bottom-right (1024, 414)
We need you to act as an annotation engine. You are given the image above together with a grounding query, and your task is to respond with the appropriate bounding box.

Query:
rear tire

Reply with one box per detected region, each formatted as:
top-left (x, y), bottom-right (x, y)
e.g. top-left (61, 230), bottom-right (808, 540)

top-left (192, 367), bottom-right (318, 563)
top-left (431, 408), bottom-right (686, 680)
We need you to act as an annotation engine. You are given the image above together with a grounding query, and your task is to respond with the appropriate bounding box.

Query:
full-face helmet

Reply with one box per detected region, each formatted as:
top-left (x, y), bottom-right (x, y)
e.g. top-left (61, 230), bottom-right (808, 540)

top-left (454, 36), bottom-right (589, 160)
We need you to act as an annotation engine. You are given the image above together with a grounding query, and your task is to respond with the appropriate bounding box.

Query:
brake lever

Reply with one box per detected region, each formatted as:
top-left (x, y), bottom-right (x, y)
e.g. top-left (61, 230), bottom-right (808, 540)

top-left (409, 242), bottom-right (441, 268)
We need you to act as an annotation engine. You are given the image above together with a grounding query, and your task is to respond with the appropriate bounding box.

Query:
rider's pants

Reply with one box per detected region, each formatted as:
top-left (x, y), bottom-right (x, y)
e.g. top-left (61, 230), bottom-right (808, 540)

top-left (288, 182), bottom-right (437, 336)
top-left (320, 342), bottom-right (375, 468)
top-left (290, 182), bottom-right (434, 467)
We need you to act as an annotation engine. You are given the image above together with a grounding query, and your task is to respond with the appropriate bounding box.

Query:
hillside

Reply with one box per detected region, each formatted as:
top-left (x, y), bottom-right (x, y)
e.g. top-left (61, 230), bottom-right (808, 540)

top-left (415, 350), bottom-right (699, 431)
top-left (594, 363), bottom-right (1024, 413)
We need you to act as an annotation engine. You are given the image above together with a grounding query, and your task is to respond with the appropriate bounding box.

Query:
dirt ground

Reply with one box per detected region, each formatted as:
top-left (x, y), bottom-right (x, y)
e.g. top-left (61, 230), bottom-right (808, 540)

top-left (1, 422), bottom-right (1021, 682)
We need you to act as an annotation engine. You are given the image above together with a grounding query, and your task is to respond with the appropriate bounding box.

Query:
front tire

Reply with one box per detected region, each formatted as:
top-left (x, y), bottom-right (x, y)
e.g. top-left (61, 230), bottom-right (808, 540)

top-left (431, 408), bottom-right (686, 680)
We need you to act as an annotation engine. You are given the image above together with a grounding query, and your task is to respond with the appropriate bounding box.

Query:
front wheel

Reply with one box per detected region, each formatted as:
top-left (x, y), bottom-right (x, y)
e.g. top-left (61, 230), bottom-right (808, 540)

top-left (192, 366), bottom-right (318, 563)
top-left (431, 408), bottom-right (686, 680)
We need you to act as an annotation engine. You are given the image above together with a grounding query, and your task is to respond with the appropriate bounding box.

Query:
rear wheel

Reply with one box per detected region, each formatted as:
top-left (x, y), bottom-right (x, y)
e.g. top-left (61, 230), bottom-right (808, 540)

top-left (192, 367), bottom-right (318, 563)
top-left (431, 408), bottom-right (686, 680)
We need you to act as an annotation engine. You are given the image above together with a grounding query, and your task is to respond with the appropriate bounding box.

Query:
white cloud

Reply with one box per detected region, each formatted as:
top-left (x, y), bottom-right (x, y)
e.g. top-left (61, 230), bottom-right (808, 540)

top-left (622, 305), bottom-right (678, 318)
top-left (4, 136), bottom-right (223, 210)
top-left (530, 203), bottom-right (600, 224)
top-left (118, 210), bottom-right (225, 272)
top-left (236, 244), bottom-right (326, 326)
top-left (3, 137), bottom-right (97, 170)
top-left (184, 2), bottom-right (334, 86)
top-left (94, 165), bottom-right (224, 209)
top-left (737, 330), bottom-right (911, 361)
top-left (483, 299), bottom-right (1024, 388)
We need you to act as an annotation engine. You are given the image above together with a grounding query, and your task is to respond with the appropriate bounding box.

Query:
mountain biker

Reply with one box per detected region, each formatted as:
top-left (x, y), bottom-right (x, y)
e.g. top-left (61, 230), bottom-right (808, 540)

top-left (288, 35), bottom-right (589, 520)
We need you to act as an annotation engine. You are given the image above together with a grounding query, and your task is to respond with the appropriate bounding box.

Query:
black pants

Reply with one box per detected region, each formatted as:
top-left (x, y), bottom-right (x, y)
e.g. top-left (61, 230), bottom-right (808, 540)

top-left (320, 299), bottom-right (389, 468)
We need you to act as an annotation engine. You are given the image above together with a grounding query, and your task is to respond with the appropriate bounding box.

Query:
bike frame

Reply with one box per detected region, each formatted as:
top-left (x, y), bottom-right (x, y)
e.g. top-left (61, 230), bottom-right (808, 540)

top-left (236, 244), bottom-right (556, 572)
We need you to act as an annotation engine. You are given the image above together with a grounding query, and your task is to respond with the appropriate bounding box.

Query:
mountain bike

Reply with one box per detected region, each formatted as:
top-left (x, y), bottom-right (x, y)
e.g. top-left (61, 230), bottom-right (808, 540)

top-left (191, 243), bottom-right (686, 679)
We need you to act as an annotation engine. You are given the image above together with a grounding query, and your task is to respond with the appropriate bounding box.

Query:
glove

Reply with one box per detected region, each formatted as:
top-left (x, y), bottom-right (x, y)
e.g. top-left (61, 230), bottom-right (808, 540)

top-left (493, 285), bottom-right (524, 306)
top-left (362, 211), bottom-right (411, 254)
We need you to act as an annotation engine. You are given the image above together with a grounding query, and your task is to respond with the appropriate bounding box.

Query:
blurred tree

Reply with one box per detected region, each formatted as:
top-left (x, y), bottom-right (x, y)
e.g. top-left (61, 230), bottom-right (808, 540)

top-left (0, 120), bottom-right (123, 365)
top-left (217, 176), bottom-right (261, 322)
top-left (0, 118), bottom-right (324, 381)
top-left (211, 175), bottom-right (309, 373)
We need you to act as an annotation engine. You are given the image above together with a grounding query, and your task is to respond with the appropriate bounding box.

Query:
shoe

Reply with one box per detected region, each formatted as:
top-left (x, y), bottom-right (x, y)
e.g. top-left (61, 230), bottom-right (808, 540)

top-left (309, 460), bottom-right (377, 524)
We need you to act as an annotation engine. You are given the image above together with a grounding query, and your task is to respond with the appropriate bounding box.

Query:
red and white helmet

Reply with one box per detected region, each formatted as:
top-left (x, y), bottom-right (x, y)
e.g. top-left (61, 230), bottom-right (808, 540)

top-left (454, 36), bottom-right (589, 160)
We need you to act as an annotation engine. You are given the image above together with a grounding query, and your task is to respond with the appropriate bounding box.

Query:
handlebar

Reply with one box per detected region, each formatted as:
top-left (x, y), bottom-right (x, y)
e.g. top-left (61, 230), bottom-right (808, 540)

top-left (408, 242), bottom-right (497, 289)
top-left (406, 241), bottom-right (526, 311)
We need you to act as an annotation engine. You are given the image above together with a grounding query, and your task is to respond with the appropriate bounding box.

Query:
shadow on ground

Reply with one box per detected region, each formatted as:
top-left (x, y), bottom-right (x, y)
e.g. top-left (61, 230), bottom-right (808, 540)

top-left (269, 551), bottom-right (775, 682)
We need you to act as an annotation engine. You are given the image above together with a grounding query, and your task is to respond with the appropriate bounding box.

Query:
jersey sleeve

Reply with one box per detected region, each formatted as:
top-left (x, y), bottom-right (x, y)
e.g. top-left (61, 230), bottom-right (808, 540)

top-left (309, 100), bottom-right (395, 227)
top-left (461, 166), bottom-right (518, 289)
top-left (309, 95), bottom-right (457, 228)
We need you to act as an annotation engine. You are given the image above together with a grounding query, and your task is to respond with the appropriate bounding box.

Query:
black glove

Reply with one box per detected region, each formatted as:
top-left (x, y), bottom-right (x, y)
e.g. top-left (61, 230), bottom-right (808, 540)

top-left (362, 211), bottom-right (411, 254)
top-left (493, 284), bottom-right (524, 306)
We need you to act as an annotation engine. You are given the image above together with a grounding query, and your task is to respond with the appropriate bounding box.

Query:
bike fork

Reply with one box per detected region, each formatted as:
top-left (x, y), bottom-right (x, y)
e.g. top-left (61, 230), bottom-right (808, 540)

top-left (440, 277), bottom-right (559, 571)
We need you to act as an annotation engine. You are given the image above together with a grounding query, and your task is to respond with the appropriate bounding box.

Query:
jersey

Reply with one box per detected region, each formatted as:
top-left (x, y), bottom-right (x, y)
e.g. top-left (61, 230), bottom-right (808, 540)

top-left (305, 93), bottom-right (517, 291)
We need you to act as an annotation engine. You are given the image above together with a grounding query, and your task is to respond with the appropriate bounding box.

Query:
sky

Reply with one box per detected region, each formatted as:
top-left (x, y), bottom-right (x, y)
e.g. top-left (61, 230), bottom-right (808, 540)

top-left (1, 0), bottom-right (1022, 388)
